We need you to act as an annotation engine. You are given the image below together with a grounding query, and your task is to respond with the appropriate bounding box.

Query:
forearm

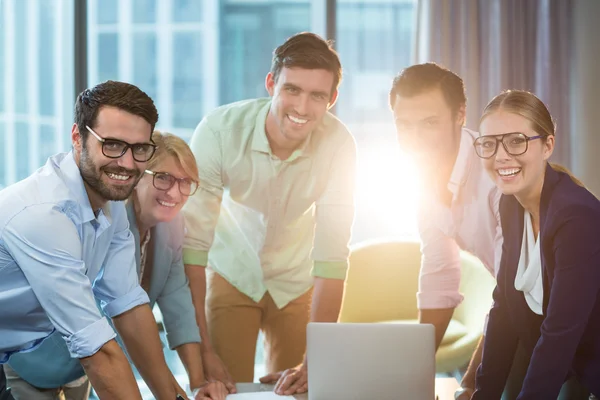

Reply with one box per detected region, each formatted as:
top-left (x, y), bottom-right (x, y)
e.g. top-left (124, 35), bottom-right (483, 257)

top-left (176, 342), bottom-right (206, 390)
top-left (310, 277), bottom-right (345, 322)
top-left (113, 304), bottom-right (184, 399)
top-left (185, 264), bottom-right (213, 352)
top-left (79, 339), bottom-right (142, 400)
top-left (418, 308), bottom-right (454, 350)
top-left (461, 335), bottom-right (484, 389)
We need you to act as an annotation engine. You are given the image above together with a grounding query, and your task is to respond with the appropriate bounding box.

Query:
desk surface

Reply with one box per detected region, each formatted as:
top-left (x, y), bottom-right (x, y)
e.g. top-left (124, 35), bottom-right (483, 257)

top-left (236, 377), bottom-right (459, 400)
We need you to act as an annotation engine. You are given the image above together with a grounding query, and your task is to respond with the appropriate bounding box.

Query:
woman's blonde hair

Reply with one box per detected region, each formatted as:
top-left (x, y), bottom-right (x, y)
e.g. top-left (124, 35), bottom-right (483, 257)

top-left (146, 131), bottom-right (199, 183)
top-left (481, 90), bottom-right (585, 187)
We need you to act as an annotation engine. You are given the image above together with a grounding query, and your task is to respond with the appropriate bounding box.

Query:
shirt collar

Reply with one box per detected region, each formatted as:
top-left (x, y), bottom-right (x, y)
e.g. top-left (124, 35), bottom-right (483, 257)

top-left (251, 99), bottom-right (313, 161)
top-left (125, 200), bottom-right (138, 233)
top-left (59, 151), bottom-right (112, 226)
top-left (446, 128), bottom-right (478, 200)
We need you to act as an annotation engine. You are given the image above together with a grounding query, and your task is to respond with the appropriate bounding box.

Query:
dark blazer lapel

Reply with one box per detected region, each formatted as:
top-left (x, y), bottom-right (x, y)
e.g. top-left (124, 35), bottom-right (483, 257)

top-left (539, 164), bottom-right (561, 312)
top-left (500, 193), bottom-right (544, 337)
top-left (539, 164), bottom-right (561, 234)
top-left (502, 195), bottom-right (525, 290)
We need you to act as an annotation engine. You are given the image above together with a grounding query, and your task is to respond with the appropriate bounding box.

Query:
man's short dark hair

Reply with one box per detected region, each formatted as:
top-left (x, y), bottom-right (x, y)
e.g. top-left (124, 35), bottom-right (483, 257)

top-left (74, 80), bottom-right (159, 142)
top-left (271, 32), bottom-right (342, 96)
top-left (389, 63), bottom-right (466, 114)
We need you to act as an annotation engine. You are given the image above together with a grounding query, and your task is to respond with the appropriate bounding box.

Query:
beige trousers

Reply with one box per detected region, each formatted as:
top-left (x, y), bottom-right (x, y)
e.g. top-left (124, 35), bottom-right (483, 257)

top-left (206, 271), bottom-right (313, 382)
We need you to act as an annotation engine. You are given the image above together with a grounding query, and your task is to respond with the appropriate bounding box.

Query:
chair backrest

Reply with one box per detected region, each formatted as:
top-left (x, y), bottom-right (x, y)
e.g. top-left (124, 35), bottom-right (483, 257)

top-left (339, 239), bottom-right (421, 323)
top-left (453, 251), bottom-right (496, 331)
top-left (339, 238), bottom-right (495, 329)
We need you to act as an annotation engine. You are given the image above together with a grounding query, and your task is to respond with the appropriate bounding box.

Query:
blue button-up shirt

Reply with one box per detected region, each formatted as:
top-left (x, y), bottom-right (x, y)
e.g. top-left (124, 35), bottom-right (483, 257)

top-left (0, 152), bottom-right (149, 363)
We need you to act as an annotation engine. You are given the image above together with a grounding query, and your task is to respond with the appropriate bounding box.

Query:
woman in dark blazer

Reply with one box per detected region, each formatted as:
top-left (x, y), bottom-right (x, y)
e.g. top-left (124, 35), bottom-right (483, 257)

top-left (471, 90), bottom-right (600, 399)
top-left (6, 132), bottom-right (228, 400)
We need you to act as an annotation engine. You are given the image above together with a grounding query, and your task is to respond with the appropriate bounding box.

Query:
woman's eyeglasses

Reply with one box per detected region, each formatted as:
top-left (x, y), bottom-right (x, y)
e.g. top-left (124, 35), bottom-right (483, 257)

top-left (473, 132), bottom-right (545, 159)
top-left (145, 170), bottom-right (198, 196)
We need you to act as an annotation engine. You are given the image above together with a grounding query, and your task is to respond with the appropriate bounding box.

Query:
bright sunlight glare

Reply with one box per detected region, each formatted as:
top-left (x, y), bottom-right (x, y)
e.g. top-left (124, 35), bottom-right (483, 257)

top-left (352, 127), bottom-right (421, 244)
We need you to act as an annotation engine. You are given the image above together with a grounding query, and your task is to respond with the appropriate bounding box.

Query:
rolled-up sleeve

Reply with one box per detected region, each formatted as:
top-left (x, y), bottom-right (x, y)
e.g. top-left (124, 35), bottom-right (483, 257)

top-left (63, 317), bottom-right (115, 358)
top-left (417, 203), bottom-right (463, 309)
top-left (182, 118), bottom-right (225, 266)
top-left (3, 206), bottom-right (116, 358)
top-left (312, 134), bottom-right (357, 280)
top-left (93, 206), bottom-right (149, 318)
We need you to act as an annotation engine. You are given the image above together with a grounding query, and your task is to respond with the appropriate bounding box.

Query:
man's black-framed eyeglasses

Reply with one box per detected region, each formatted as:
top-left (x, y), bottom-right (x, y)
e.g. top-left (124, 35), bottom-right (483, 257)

top-left (473, 132), bottom-right (545, 159)
top-left (145, 170), bottom-right (199, 196)
top-left (86, 125), bottom-right (157, 162)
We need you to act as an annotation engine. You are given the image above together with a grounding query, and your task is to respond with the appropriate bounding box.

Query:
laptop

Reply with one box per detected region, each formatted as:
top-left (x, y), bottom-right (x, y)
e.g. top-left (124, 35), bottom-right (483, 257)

top-left (307, 322), bottom-right (435, 400)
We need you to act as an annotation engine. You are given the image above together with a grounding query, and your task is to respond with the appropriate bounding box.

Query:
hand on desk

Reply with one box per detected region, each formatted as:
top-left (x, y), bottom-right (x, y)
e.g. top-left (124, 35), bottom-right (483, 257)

top-left (259, 363), bottom-right (308, 396)
top-left (192, 380), bottom-right (229, 400)
top-left (202, 349), bottom-right (237, 394)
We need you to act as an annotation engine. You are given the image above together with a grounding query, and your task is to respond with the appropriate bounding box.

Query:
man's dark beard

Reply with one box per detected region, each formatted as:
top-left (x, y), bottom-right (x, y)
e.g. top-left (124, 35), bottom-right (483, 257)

top-left (79, 149), bottom-right (141, 202)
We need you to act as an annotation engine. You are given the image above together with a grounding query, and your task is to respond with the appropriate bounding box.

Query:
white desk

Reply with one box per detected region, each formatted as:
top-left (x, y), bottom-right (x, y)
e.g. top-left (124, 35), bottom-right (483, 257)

top-left (236, 377), bottom-right (459, 400)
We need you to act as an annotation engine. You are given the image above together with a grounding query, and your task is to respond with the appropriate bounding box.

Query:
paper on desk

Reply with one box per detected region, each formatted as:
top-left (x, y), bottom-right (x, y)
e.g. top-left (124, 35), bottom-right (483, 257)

top-left (226, 392), bottom-right (294, 399)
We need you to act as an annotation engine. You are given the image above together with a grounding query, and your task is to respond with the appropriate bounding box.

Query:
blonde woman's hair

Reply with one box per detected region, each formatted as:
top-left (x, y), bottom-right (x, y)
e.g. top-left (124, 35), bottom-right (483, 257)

top-left (146, 131), bottom-right (199, 183)
top-left (481, 90), bottom-right (585, 188)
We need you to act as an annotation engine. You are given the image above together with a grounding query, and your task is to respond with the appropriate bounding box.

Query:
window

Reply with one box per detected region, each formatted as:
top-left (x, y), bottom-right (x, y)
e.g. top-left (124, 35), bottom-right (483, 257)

top-left (337, 0), bottom-right (415, 126)
top-left (0, 0), bottom-right (74, 188)
top-left (220, 1), bottom-right (312, 104)
top-left (87, 0), bottom-right (213, 140)
top-left (0, 124), bottom-right (5, 188)
top-left (336, 0), bottom-right (419, 243)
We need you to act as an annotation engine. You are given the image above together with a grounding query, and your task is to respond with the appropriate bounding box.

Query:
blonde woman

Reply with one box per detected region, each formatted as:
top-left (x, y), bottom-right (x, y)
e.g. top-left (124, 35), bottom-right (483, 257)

top-left (472, 91), bottom-right (600, 399)
top-left (6, 132), bottom-right (228, 400)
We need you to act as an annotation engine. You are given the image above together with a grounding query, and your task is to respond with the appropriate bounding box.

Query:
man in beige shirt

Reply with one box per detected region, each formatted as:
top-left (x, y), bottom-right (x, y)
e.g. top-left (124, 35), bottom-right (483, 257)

top-left (183, 32), bottom-right (356, 396)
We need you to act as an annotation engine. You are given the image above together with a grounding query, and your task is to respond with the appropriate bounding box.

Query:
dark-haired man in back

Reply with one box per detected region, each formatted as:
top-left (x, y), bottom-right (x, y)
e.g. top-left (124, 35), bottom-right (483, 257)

top-left (389, 63), bottom-right (503, 399)
top-left (183, 32), bottom-right (356, 396)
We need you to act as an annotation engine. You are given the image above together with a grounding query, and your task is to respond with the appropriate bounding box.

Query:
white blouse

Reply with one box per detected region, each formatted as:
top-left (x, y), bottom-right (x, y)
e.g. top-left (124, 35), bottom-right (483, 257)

top-left (514, 211), bottom-right (544, 315)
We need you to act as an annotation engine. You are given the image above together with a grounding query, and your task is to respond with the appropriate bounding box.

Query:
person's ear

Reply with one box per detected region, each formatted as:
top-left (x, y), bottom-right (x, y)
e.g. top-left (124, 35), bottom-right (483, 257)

top-left (265, 72), bottom-right (276, 96)
top-left (71, 123), bottom-right (82, 153)
top-left (327, 89), bottom-right (339, 109)
top-left (543, 134), bottom-right (555, 161)
top-left (455, 104), bottom-right (466, 126)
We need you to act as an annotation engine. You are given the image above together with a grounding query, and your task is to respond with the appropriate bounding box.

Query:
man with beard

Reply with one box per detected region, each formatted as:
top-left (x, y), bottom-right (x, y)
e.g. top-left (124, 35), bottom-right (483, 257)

top-left (183, 32), bottom-right (356, 396)
top-left (0, 81), bottom-right (189, 400)
top-left (389, 63), bottom-right (504, 399)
